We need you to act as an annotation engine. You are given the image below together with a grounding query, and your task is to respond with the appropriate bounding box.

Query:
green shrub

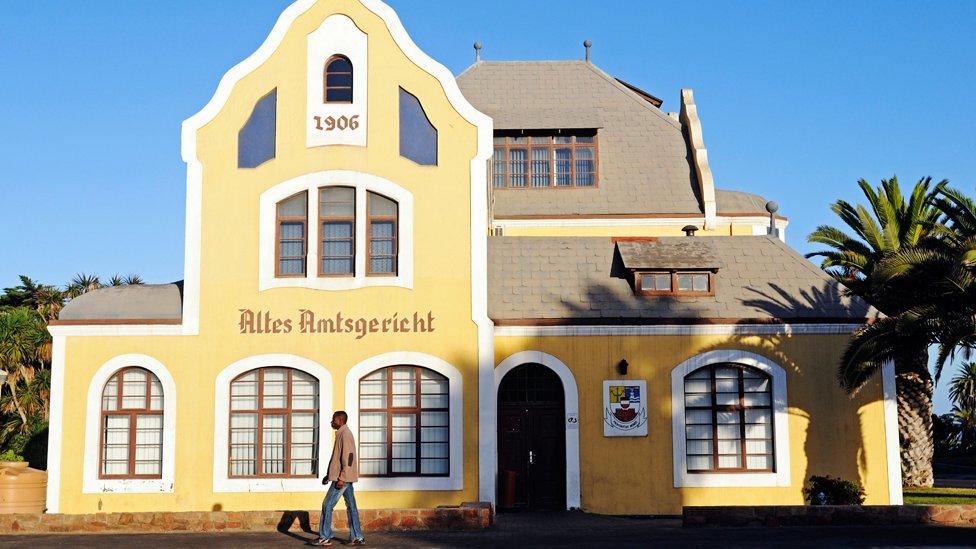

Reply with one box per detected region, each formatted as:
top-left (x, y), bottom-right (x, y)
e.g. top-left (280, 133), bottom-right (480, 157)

top-left (0, 449), bottom-right (25, 462)
top-left (803, 475), bottom-right (865, 505)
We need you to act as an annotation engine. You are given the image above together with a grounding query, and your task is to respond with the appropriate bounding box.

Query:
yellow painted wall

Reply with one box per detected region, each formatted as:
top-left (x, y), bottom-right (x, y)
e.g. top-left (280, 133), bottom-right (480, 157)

top-left (56, 0), bottom-right (483, 514)
top-left (494, 333), bottom-right (892, 515)
top-left (498, 222), bottom-right (761, 238)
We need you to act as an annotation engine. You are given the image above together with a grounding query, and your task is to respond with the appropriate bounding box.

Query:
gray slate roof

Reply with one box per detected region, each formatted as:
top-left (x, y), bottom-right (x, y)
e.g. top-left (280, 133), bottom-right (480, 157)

top-left (58, 283), bottom-right (183, 322)
top-left (487, 236), bottom-right (875, 322)
top-left (715, 189), bottom-right (771, 214)
top-left (54, 238), bottom-right (871, 324)
top-left (458, 61), bottom-right (705, 217)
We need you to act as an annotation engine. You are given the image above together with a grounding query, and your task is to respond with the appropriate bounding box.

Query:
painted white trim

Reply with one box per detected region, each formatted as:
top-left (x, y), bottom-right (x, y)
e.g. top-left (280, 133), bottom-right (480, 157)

top-left (492, 216), bottom-right (788, 242)
top-left (344, 352), bottom-right (463, 491)
top-left (495, 351), bottom-right (581, 510)
top-left (180, 0), bottom-right (320, 336)
top-left (47, 325), bottom-right (185, 338)
top-left (671, 350), bottom-right (791, 488)
top-left (680, 89), bottom-right (717, 230)
top-left (494, 324), bottom-right (864, 337)
top-left (181, 0), bottom-right (494, 499)
top-left (44, 336), bottom-right (66, 513)
top-left (258, 171), bottom-right (413, 291)
top-left (212, 354), bottom-right (333, 492)
top-left (881, 360), bottom-right (903, 504)
top-left (82, 355), bottom-right (177, 494)
top-left (306, 14), bottom-right (368, 148)
top-left (491, 216), bottom-right (788, 229)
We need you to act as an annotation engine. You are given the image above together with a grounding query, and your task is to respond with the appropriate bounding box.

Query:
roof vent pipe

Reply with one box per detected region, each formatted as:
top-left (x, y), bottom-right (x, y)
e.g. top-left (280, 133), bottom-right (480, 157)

top-left (584, 40), bottom-right (592, 62)
top-left (474, 41), bottom-right (482, 63)
top-left (682, 225), bottom-right (699, 237)
top-left (766, 201), bottom-right (780, 238)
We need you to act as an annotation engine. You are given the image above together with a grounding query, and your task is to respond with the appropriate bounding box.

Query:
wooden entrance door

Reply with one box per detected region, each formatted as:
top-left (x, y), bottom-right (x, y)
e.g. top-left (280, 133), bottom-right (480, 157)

top-left (497, 364), bottom-right (566, 510)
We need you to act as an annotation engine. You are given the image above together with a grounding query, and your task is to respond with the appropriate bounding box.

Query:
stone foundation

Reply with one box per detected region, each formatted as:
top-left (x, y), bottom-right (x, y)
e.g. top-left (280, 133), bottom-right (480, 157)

top-left (683, 505), bottom-right (976, 528)
top-left (0, 503), bottom-right (492, 535)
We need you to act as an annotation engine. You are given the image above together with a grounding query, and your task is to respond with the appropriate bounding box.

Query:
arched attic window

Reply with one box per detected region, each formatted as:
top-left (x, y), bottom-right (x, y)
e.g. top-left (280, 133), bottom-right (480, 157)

top-left (324, 55), bottom-right (353, 103)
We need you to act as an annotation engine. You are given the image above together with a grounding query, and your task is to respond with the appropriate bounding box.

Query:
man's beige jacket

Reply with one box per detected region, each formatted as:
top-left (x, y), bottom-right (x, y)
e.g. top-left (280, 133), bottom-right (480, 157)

top-left (325, 424), bottom-right (359, 483)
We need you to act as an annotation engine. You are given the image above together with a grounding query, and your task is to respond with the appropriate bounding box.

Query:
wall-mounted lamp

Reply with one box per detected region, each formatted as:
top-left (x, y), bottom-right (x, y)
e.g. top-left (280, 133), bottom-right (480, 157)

top-left (616, 359), bottom-right (629, 376)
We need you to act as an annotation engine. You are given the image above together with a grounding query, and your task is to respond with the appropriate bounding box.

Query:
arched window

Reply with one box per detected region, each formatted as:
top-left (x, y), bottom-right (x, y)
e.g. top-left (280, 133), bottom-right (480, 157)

top-left (276, 191), bottom-right (308, 277)
top-left (684, 363), bottom-right (773, 472)
top-left (319, 186), bottom-right (356, 276)
top-left (100, 367), bottom-right (163, 479)
top-left (367, 192), bottom-right (397, 275)
top-left (359, 366), bottom-right (449, 477)
top-left (229, 368), bottom-right (319, 477)
top-left (324, 55), bottom-right (353, 103)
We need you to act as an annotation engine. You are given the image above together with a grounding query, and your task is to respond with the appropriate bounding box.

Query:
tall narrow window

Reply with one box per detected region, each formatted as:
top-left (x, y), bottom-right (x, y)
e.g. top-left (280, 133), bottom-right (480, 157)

top-left (399, 88), bottom-right (438, 166)
top-left (359, 366), bottom-right (449, 477)
top-left (100, 368), bottom-right (163, 479)
top-left (684, 364), bottom-right (774, 472)
top-left (319, 187), bottom-right (355, 277)
top-left (238, 89), bottom-right (277, 169)
top-left (324, 55), bottom-right (353, 103)
top-left (367, 192), bottom-right (398, 275)
top-left (276, 192), bottom-right (308, 277)
top-left (229, 368), bottom-right (319, 477)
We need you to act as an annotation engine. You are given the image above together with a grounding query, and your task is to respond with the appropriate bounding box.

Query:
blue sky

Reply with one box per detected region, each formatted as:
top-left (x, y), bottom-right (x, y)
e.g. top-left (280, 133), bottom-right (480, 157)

top-left (1, 1), bottom-right (974, 411)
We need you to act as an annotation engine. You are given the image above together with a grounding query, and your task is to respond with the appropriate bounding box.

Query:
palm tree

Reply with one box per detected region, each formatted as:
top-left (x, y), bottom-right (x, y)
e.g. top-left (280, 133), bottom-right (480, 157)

top-left (950, 362), bottom-right (976, 411)
top-left (808, 176), bottom-right (946, 486)
top-left (66, 273), bottom-right (101, 298)
top-left (0, 308), bottom-right (47, 428)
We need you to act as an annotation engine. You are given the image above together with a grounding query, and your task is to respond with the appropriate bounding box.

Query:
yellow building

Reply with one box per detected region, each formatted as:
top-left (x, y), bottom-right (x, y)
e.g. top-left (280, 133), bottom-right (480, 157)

top-left (46, 0), bottom-right (899, 517)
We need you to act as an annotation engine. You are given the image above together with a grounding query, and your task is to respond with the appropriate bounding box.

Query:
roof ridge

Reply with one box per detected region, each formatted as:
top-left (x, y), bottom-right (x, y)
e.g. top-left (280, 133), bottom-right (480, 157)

top-left (581, 62), bottom-right (681, 130)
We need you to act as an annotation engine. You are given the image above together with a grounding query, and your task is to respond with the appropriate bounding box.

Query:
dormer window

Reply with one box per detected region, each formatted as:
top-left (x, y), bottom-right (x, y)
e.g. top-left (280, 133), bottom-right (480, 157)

top-left (324, 55), bottom-right (353, 103)
top-left (637, 271), bottom-right (713, 296)
top-left (492, 131), bottom-right (598, 189)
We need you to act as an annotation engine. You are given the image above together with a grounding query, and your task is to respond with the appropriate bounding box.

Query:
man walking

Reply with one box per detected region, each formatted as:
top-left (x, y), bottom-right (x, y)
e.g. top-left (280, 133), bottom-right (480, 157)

top-left (309, 411), bottom-right (365, 546)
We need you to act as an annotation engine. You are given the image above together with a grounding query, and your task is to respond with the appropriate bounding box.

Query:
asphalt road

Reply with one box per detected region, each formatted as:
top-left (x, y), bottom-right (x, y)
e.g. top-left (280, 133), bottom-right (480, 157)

top-left (1, 512), bottom-right (974, 548)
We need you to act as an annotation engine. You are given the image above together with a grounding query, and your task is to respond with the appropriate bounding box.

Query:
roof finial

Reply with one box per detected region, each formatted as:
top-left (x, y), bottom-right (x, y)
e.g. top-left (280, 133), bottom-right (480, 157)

top-left (474, 41), bottom-right (482, 63)
top-left (765, 201), bottom-right (780, 238)
top-left (583, 39), bottom-right (593, 62)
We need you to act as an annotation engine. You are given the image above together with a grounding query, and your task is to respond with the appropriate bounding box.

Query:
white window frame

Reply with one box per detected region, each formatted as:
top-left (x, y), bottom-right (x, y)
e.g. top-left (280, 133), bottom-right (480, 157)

top-left (212, 354), bottom-right (333, 492)
top-left (259, 171), bottom-right (413, 291)
top-left (671, 350), bottom-right (791, 488)
top-left (344, 352), bottom-right (463, 491)
top-left (83, 354), bottom-right (177, 494)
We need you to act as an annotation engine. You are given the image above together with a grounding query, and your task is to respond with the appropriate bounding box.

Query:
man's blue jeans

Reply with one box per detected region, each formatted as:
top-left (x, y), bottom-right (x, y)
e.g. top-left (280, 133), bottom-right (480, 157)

top-left (319, 481), bottom-right (364, 541)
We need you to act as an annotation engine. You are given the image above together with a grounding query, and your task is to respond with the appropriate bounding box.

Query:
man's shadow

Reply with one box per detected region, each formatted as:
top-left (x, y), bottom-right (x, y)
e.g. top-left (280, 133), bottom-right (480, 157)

top-left (278, 511), bottom-right (319, 543)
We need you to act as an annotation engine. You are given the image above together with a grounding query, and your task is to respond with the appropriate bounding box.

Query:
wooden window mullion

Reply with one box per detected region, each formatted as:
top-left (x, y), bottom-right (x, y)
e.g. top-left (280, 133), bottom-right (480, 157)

top-left (414, 366), bottom-right (422, 474)
top-left (710, 367), bottom-right (718, 471)
top-left (738, 369), bottom-right (748, 470)
top-left (284, 369), bottom-right (293, 476)
top-left (386, 371), bottom-right (394, 476)
top-left (256, 369), bottom-right (265, 476)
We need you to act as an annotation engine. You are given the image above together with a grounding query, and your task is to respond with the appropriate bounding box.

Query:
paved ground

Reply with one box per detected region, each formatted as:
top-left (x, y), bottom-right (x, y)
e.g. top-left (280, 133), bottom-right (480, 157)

top-left (2, 512), bottom-right (975, 548)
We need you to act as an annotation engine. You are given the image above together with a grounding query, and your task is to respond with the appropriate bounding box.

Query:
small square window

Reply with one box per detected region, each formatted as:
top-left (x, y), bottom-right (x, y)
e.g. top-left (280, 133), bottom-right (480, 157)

top-left (640, 273), bottom-right (671, 292)
top-left (638, 271), bottom-right (712, 296)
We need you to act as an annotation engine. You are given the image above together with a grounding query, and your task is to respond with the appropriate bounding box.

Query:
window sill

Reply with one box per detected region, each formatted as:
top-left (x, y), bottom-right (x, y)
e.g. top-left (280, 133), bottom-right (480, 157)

top-left (213, 477), bottom-right (327, 493)
top-left (83, 479), bottom-right (174, 494)
top-left (674, 470), bottom-right (790, 488)
top-left (355, 475), bottom-right (461, 492)
top-left (261, 274), bottom-right (411, 291)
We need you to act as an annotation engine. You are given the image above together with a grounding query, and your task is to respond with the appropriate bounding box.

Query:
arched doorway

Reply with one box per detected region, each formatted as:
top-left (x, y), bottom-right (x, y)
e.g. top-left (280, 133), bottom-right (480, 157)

top-left (497, 363), bottom-right (566, 510)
